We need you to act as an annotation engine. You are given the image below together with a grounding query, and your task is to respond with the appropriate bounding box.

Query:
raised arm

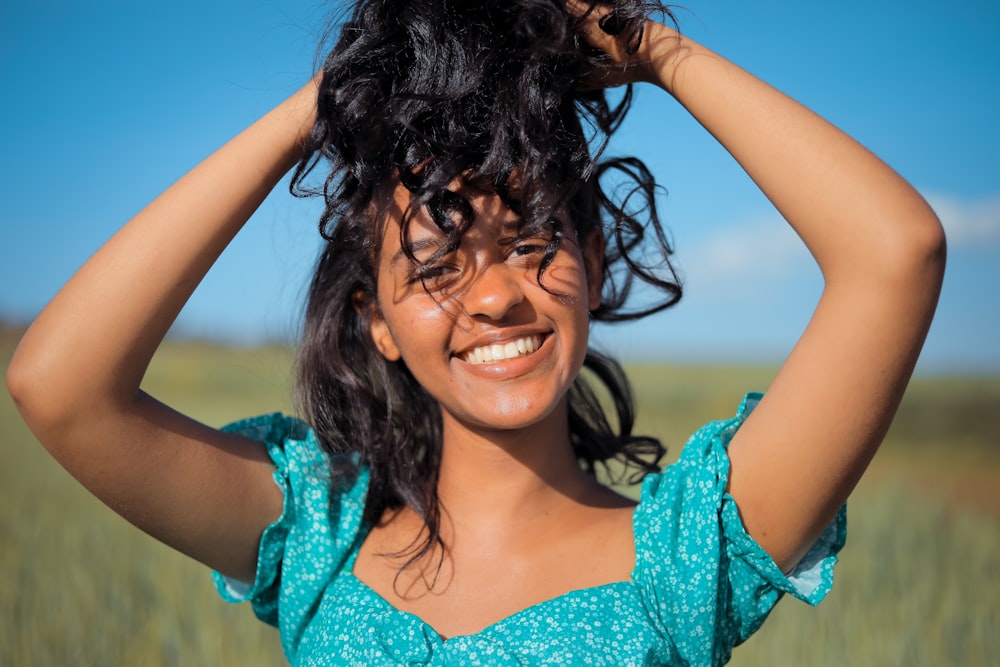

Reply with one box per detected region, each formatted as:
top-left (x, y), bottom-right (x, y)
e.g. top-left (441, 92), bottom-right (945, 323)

top-left (585, 15), bottom-right (945, 570)
top-left (6, 79), bottom-right (318, 582)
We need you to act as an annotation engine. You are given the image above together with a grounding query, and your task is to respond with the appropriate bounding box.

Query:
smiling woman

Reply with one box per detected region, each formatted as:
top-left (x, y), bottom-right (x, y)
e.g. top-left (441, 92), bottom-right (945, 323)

top-left (5, 0), bottom-right (943, 665)
top-left (369, 185), bottom-right (600, 427)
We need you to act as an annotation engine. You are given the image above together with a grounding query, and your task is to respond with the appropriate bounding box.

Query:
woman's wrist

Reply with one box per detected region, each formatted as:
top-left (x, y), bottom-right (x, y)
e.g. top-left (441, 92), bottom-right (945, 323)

top-left (639, 21), bottom-right (695, 93)
top-left (271, 77), bottom-right (320, 161)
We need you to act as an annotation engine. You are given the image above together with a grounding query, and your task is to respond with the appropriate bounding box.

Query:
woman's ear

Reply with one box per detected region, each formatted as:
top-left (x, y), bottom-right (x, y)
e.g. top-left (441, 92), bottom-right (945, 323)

top-left (353, 291), bottom-right (401, 361)
top-left (583, 231), bottom-right (605, 312)
top-left (370, 317), bottom-right (402, 361)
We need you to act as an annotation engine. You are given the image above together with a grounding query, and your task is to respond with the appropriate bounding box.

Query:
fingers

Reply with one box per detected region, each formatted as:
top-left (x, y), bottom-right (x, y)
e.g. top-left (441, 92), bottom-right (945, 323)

top-left (568, 1), bottom-right (677, 89)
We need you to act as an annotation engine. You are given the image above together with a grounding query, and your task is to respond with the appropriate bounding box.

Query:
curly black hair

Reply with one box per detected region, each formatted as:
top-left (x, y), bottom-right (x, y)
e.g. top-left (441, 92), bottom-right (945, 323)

top-left (290, 0), bottom-right (682, 583)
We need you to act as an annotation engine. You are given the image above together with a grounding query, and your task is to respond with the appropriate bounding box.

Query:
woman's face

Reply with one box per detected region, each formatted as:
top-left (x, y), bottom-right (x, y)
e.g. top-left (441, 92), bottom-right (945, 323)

top-left (368, 183), bottom-right (603, 435)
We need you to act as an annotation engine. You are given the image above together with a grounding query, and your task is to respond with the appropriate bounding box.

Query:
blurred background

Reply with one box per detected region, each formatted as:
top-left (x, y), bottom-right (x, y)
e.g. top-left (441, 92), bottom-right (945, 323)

top-left (2, 1), bottom-right (998, 664)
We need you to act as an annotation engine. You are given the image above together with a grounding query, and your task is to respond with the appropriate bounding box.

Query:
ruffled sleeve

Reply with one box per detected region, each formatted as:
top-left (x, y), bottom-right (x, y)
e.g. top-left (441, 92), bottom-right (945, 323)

top-left (632, 393), bottom-right (847, 666)
top-left (211, 413), bottom-right (369, 657)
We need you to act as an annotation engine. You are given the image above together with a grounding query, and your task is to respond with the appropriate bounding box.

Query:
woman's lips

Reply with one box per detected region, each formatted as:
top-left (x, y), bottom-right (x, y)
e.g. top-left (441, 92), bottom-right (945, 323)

top-left (460, 334), bottom-right (545, 365)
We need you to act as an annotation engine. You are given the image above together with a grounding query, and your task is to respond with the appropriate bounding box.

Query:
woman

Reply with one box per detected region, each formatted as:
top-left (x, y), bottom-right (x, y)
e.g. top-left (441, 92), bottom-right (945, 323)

top-left (7, 1), bottom-right (944, 664)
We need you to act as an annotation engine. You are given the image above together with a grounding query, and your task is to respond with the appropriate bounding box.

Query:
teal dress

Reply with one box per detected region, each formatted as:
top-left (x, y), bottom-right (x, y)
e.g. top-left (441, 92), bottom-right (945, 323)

top-left (214, 393), bottom-right (846, 666)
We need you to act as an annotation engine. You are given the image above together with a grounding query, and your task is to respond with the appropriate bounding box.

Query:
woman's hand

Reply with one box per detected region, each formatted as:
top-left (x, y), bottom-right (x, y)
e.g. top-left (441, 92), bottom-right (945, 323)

top-left (569, 1), bottom-right (681, 89)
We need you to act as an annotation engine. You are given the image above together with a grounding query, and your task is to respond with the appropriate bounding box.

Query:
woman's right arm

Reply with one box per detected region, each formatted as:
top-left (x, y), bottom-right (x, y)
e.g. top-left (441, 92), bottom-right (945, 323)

top-left (6, 79), bottom-right (318, 583)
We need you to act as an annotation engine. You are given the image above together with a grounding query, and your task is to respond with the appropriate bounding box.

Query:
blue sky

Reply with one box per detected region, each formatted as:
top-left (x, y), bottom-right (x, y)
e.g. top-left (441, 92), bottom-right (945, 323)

top-left (2, 1), bottom-right (998, 372)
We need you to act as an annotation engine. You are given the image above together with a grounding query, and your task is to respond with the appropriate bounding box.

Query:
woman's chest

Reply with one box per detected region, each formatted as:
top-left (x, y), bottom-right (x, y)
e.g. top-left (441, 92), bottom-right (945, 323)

top-left (349, 506), bottom-right (638, 639)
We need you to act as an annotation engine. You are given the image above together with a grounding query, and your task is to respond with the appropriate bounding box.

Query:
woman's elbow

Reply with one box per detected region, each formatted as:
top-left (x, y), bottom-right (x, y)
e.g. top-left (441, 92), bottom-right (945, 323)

top-left (911, 207), bottom-right (947, 278)
top-left (874, 204), bottom-right (947, 293)
top-left (6, 337), bottom-right (83, 448)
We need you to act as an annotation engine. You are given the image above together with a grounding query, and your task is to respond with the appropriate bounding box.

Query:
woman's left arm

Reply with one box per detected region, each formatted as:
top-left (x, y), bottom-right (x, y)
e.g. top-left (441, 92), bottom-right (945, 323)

top-left (599, 19), bottom-right (945, 571)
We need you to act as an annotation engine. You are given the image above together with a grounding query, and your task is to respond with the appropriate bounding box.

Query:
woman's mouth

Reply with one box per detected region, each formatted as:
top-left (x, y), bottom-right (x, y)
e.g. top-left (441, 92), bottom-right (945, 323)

top-left (461, 334), bottom-right (545, 365)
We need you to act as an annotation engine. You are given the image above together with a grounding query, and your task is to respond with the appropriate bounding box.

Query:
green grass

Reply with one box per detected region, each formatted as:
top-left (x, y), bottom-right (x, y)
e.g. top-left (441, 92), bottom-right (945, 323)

top-left (3, 330), bottom-right (998, 665)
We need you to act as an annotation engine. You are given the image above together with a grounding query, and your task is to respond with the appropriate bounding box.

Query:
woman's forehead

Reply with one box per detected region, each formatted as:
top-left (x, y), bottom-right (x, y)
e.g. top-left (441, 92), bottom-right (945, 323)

top-left (383, 180), bottom-right (521, 238)
top-left (372, 171), bottom-right (578, 271)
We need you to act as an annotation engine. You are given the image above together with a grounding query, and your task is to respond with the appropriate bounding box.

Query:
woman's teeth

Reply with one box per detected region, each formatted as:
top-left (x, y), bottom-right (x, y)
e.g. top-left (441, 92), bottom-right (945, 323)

top-left (463, 335), bottom-right (541, 365)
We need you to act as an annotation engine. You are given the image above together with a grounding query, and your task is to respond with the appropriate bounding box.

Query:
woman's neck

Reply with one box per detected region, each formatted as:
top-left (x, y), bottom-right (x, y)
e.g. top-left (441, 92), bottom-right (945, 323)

top-left (353, 400), bottom-right (637, 613)
top-left (434, 399), bottom-right (613, 533)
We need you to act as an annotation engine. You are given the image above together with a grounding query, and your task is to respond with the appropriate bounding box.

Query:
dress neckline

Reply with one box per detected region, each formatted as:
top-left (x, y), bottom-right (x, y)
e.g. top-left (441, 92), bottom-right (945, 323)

top-left (344, 569), bottom-right (638, 643)
top-left (342, 498), bottom-right (646, 642)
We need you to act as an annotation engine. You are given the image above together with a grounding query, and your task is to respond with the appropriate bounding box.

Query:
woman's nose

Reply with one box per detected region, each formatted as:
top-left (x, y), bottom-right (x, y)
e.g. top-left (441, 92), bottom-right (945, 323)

top-left (463, 263), bottom-right (525, 321)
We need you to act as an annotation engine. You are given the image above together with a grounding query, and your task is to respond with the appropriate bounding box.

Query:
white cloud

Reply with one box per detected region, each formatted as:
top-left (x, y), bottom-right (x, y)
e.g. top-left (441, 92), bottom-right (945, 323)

top-left (678, 190), bottom-right (1000, 296)
top-left (924, 192), bottom-right (1000, 247)
top-left (677, 214), bottom-right (812, 291)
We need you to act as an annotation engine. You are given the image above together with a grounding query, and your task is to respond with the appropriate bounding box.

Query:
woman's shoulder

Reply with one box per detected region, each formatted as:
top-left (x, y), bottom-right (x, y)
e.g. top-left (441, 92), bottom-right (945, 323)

top-left (628, 393), bottom-right (845, 659)
top-left (220, 412), bottom-right (369, 540)
top-left (636, 392), bottom-right (762, 501)
top-left (222, 412), bottom-right (313, 452)
top-left (213, 412), bottom-right (370, 627)
top-left (222, 412), bottom-right (363, 477)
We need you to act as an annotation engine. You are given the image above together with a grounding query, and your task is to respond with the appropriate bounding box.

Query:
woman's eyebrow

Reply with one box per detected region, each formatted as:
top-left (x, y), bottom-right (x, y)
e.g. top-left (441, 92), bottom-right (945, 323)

top-left (500, 218), bottom-right (524, 233)
top-left (390, 238), bottom-right (445, 267)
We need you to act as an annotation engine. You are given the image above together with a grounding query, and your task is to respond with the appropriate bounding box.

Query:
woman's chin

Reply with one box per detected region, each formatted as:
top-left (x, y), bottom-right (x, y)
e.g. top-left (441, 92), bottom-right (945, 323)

top-left (442, 389), bottom-right (569, 435)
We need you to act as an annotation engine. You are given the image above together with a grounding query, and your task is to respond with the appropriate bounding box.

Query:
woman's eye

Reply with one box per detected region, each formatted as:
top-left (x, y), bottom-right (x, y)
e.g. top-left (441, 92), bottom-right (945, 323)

top-left (514, 244), bottom-right (545, 256)
top-left (422, 265), bottom-right (449, 278)
top-left (509, 241), bottom-right (550, 264)
top-left (409, 263), bottom-right (457, 288)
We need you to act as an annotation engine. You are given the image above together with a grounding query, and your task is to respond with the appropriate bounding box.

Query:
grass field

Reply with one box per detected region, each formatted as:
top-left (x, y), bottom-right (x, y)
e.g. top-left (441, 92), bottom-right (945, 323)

top-left (3, 329), bottom-right (998, 665)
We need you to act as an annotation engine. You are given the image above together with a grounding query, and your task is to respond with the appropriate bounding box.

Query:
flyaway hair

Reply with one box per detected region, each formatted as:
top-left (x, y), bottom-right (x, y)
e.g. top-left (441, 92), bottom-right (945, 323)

top-left (292, 0), bottom-right (682, 579)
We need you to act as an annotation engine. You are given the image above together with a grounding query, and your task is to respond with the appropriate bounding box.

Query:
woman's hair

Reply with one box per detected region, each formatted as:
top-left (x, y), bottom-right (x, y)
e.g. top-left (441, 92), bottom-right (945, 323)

top-left (291, 0), bottom-right (681, 578)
